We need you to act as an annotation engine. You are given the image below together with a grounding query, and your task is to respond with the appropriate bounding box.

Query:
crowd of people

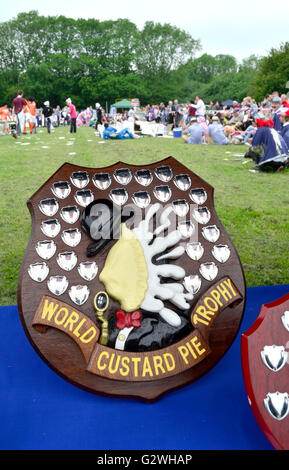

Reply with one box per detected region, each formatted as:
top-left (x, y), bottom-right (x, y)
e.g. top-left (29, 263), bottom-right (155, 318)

top-left (0, 91), bottom-right (97, 137)
top-left (1, 90), bottom-right (289, 172)
top-left (100, 93), bottom-right (289, 171)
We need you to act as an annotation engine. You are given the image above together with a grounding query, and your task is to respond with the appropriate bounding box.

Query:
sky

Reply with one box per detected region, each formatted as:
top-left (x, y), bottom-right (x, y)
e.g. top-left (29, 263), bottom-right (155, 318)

top-left (1, 0), bottom-right (289, 61)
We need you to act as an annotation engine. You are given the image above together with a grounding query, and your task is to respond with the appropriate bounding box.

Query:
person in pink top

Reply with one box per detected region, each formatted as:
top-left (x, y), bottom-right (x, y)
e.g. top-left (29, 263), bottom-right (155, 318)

top-left (66, 98), bottom-right (77, 133)
top-left (85, 107), bottom-right (92, 126)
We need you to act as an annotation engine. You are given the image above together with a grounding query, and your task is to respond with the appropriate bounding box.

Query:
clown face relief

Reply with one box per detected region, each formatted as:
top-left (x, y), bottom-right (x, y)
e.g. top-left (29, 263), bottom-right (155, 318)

top-left (18, 158), bottom-right (245, 401)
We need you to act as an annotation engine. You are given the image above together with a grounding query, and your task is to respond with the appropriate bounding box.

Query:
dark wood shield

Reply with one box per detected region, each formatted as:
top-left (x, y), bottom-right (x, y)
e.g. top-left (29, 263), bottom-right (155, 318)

top-left (18, 156), bottom-right (246, 401)
top-left (242, 292), bottom-right (289, 449)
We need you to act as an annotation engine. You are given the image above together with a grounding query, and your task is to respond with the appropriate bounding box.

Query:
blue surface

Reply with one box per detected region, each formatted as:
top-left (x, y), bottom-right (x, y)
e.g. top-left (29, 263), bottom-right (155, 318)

top-left (1, 284), bottom-right (289, 451)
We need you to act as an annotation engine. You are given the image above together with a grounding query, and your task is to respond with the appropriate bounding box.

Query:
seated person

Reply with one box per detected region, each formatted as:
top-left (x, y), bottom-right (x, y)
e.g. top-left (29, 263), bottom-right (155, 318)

top-left (224, 124), bottom-right (236, 136)
top-left (227, 108), bottom-right (242, 125)
top-left (249, 115), bottom-right (289, 171)
top-left (224, 121), bottom-right (244, 144)
top-left (182, 117), bottom-right (204, 144)
top-left (271, 96), bottom-right (283, 132)
top-left (280, 103), bottom-right (289, 148)
top-left (230, 122), bottom-right (244, 144)
top-left (243, 120), bottom-right (257, 145)
top-left (102, 122), bottom-right (134, 140)
top-left (207, 116), bottom-right (229, 145)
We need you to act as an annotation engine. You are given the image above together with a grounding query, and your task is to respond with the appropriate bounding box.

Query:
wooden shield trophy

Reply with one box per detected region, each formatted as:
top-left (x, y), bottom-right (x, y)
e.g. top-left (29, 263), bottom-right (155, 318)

top-left (242, 292), bottom-right (289, 449)
top-left (18, 157), bottom-right (246, 401)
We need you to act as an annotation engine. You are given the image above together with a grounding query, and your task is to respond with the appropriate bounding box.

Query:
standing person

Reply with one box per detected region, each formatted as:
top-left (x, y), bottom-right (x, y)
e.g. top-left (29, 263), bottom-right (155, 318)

top-left (23, 103), bottom-right (28, 135)
top-left (66, 98), bottom-right (77, 133)
top-left (191, 95), bottom-right (206, 117)
top-left (197, 116), bottom-right (209, 144)
top-left (176, 104), bottom-right (185, 127)
top-left (55, 105), bottom-right (61, 127)
top-left (85, 107), bottom-right (92, 126)
top-left (172, 99), bottom-right (181, 127)
top-left (25, 97), bottom-right (37, 134)
top-left (187, 100), bottom-right (197, 123)
top-left (95, 103), bottom-right (103, 132)
top-left (61, 106), bottom-right (69, 126)
top-left (12, 90), bottom-right (27, 138)
top-left (0, 102), bottom-right (11, 135)
top-left (43, 100), bottom-right (53, 134)
top-left (36, 108), bottom-right (43, 128)
top-left (159, 102), bottom-right (166, 123)
top-left (165, 101), bottom-right (174, 125)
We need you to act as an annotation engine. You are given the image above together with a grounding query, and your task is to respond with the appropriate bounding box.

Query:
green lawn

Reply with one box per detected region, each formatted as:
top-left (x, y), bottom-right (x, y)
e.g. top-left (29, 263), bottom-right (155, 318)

top-left (0, 126), bottom-right (288, 305)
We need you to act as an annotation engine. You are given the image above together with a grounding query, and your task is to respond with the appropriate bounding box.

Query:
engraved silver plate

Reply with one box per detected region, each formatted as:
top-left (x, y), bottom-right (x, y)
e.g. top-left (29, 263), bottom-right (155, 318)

top-left (155, 165), bottom-right (173, 182)
top-left (109, 188), bottom-right (128, 206)
top-left (183, 274), bottom-right (202, 294)
top-left (70, 171), bottom-right (89, 188)
top-left (28, 262), bottom-right (49, 282)
top-left (74, 189), bottom-right (94, 207)
top-left (61, 228), bottom-right (81, 247)
top-left (78, 261), bottom-right (98, 281)
top-left (51, 181), bottom-right (71, 199)
top-left (39, 198), bottom-right (59, 217)
top-left (193, 207), bottom-right (211, 224)
top-left (92, 173), bottom-right (112, 190)
top-left (281, 311), bottom-right (289, 332)
top-left (69, 285), bottom-right (90, 305)
top-left (261, 345), bottom-right (288, 372)
top-left (212, 244), bottom-right (231, 263)
top-left (172, 199), bottom-right (189, 217)
top-left (47, 275), bottom-right (69, 296)
top-left (186, 242), bottom-right (204, 261)
top-left (40, 219), bottom-right (61, 238)
top-left (56, 251), bottom-right (78, 271)
top-left (199, 262), bottom-right (218, 281)
top-left (153, 185), bottom-right (172, 202)
top-left (264, 392), bottom-right (289, 420)
top-left (189, 188), bottom-right (207, 205)
top-left (35, 240), bottom-right (57, 260)
top-left (202, 225), bottom-right (220, 243)
top-left (173, 174), bottom-right (191, 191)
top-left (60, 206), bottom-right (80, 224)
top-left (177, 221), bottom-right (195, 238)
top-left (114, 168), bottom-right (132, 185)
top-left (132, 191), bottom-right (151, 209)
top-left (134, 169), bottom-right (153, 186)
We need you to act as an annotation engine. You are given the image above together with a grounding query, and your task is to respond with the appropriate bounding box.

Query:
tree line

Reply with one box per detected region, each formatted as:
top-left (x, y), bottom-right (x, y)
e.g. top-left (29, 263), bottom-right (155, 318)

top-left (0, 11), bottom-right (288, 109)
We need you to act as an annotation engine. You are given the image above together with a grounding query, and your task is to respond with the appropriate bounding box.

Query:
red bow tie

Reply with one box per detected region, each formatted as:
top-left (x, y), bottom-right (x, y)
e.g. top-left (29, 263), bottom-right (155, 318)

top-left (116, 310), bottom-right (142, 330)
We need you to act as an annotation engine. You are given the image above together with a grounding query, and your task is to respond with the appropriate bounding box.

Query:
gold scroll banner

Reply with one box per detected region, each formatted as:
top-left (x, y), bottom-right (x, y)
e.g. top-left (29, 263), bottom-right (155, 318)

top-left (191, 276), bottom-right (242, 330)
top-left (32, 276), bottom-right (242, 382)
top-left (87, 329), bottom-right (210, 382)
top-left (32, 295), bottom-right (100, 364)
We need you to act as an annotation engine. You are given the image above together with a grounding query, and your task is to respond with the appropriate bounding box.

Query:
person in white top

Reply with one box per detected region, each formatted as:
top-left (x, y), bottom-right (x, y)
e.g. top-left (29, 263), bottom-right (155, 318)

top-left (191, 95), bottom-right (206, 117)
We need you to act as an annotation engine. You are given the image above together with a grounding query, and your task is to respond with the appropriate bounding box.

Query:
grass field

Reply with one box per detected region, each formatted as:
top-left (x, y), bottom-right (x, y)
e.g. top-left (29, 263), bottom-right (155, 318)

top-left (0, 125), bottom-right (288, 305)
